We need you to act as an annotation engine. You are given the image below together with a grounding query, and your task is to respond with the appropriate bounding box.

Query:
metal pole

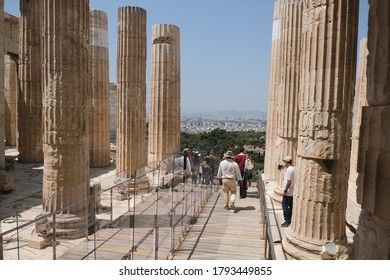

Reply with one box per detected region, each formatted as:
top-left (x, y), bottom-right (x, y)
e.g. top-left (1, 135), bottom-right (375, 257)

top-left (52, 213), bottom-right (57, 260)
top-left (131, 177), bottom-right (137, 260)
top-left (154, 173), bottom-right (161, 260)
top-left (0, 222), bottom-right (3, 260)
top-left (93, 184), bottom-right (97, 260)
top-left (264, 223), bottom-right (268, 260)
top-left (85, 185), bottom-right (89, 241)
top-left (110, 188), bottom-right (113, 224)
top-left (15, 211), bottom-right (20, 260)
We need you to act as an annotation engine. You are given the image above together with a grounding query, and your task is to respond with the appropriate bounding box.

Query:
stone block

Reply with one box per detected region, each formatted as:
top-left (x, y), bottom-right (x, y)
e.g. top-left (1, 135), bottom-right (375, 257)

top-left (28, 235), bottom-right (52, 250)
top-left (0, 173), bottom-right (15, 193)
top-left (358, 105), bottom-right (390, 221)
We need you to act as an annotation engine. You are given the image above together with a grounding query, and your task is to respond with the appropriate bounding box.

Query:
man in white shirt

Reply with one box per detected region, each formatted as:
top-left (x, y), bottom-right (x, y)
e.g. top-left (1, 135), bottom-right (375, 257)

top-left (281, 155), bottom-right (295, 227)
top-left (217, 150), bottom-right (242, 210)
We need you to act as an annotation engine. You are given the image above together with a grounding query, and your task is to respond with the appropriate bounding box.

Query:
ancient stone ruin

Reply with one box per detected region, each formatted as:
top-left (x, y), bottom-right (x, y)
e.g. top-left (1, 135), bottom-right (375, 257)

top-left (0, 0), bottom-right (389, 260)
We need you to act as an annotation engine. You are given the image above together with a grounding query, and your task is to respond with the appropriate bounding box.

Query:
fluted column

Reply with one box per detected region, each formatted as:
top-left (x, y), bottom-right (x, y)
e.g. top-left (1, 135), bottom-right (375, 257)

top-left (0, 0), bottom-right (5, 169)
top-left (116, 7), bottom-right (147, 177)
top-left (88, 9), bottom-right (110, 167)
top-left (148, 24), bottom-right (181, 164)
top-left (42, 0), bottom-right (92, 239)
top-left (272, 0), bottom-right (303, 203)
top-left (18, 0), bottom-right (43, 163)
top-left (346, 38), bottom-right (367, 227)
top-left (264, 0), bottom-right (282, 180)
top-left (4, 55), bottom-right (17, 146)
top-left (283, 0), bottom-right (359, 259)
top-left (352, 0), bottom-right (390, 260)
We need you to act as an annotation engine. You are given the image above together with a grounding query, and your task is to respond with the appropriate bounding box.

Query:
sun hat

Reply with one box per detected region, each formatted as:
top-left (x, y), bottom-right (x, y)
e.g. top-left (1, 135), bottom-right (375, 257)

top-left (224, 150), bottom-right (234, 159)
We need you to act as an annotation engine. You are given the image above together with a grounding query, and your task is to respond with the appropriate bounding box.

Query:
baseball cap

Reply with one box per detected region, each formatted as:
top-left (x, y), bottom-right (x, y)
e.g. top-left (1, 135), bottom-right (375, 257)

top-left (283, 155), bottom-right (292, 163)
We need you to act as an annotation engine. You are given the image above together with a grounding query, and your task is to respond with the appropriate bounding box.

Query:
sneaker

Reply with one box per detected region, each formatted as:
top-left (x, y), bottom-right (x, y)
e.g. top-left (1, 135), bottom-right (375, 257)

top-left (230, 203), bottom-right (235, 210)
top-left (224, 205), bottom-right (229, 210)
top-left (281, 222), bottom-right (290, 227)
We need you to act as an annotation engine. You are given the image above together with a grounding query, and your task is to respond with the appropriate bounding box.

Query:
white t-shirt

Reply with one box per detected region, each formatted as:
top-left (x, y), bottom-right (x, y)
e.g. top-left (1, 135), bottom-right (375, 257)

top-left (283, 166), bottom-right (295, 196)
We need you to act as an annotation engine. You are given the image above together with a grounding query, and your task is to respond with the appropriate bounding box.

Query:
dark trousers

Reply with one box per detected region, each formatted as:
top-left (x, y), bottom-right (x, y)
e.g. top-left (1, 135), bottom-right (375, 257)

top-left (282, 195), bottom-right (293, 224)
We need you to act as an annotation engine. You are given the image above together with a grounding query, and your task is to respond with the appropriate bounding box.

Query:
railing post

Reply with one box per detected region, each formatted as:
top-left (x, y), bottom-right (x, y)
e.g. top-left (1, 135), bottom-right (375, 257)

top-left (52, 213), bottom-right (57, 260)
top-left (154, 226), bottom-right (159, 260)
top-left (264, 223), bottom-right (268, 260)
top-left (93, 184), bottom-right (97, 260)
top-left (15, 211), bottom-right (20, 260)
top-left (0, 221), bottom-right (3, 260)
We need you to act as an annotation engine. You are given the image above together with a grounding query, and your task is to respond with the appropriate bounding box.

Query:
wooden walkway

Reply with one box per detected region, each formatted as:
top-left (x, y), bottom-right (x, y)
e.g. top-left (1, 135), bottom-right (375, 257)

top-left (172, 186), bottom-right (265, 260)
top-left (58, 183), bottom-right (275, 260)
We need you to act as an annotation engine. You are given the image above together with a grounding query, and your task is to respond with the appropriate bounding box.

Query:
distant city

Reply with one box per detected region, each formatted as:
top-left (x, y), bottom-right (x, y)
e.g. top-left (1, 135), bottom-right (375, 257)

top-left (180, 110), bottom-right (267, 134)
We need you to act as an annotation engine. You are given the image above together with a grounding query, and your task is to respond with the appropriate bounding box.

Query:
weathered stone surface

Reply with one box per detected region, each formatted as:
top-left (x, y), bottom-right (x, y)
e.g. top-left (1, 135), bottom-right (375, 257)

top-left (88, 9), bottom-right (110, 168)
top-left (357, 106), bottom-right (390, 221)
top-left (353, 0), bottom-right (390, 259)
top-left (18, 0), bottom-right (44, 163)
top-left (4, 55), bottom-right (17, 146)
top-left (347, 38), bottom-right (368, 227)
top-left (352, 210), bottom-right (390, 259)
top-left (0, 0), bottom-right (5, 169)
top-left (283, 0), bottom-right (359, 259)
top-left (264, 0), bottom-right (282, 181)
top-left (109, 83), bottom-right (117, 143)
top-left (41, 0), bottom-right (93, 239)
top-left (0, 172), bottom-right (15, 193)
top-left (116, 6), bottom-right (147, 178)
top-left (148, 24), bottom-right (181, 164)
top-left (366, 0), bottom-right (390, 105)
top-left (272, 0), bottom-right (303, 203)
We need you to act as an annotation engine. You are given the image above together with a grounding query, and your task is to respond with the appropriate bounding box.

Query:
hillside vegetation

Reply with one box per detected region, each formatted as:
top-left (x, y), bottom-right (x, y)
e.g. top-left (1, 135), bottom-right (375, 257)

top-left (180, 128), bottom-right (266, 171)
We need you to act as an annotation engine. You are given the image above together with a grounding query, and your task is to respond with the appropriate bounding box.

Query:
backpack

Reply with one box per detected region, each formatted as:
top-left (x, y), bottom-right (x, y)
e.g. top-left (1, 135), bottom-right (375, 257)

top-left (245, 158), bottom-right (254, 171)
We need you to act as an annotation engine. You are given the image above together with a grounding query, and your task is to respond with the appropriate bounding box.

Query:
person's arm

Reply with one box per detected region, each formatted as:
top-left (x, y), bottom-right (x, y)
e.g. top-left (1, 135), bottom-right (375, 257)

top-left (283, 180), bottom-right (291, 195)
top-left (217, 164), bottom-right (223, 185)
top-left (235, 164), bottom-right (243, 182)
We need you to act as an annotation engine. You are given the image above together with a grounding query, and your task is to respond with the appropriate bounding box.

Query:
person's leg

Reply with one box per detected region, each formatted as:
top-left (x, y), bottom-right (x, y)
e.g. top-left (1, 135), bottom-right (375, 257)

top-left (282, 196), bottom-right (293, 225)
top-left (222, 179), bottom-right (229, 209)
top-left (227, 180), bottom-right (237, 208)
top-left (281, 196), bottom-right (289, 225)
top-left (286, 196), bottom-right (293, 223)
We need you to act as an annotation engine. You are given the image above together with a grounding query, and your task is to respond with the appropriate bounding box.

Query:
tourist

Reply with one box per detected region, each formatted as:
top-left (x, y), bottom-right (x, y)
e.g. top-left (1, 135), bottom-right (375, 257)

top-left (281, 155), bottom-right (295, 227)
top-left (216, 150), bottom-right (242, 210)
top-left (200, 155), bottom-right (213, 185)
top-left (245, 154), bottom-right (255, 187)
top-left (233, 147), bottom-right (247, 198)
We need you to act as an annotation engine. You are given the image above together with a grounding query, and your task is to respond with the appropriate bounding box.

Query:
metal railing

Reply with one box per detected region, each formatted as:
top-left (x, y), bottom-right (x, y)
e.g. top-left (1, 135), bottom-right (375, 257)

top-left (0, 155), bottom-right (216, 260)
top-left (257, 170), bottom-right (276, 260)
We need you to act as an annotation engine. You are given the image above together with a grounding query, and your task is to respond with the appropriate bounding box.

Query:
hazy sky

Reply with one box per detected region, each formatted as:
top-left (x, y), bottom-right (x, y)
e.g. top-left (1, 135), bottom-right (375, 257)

top-left (4, 0), bottom-right (369, 114)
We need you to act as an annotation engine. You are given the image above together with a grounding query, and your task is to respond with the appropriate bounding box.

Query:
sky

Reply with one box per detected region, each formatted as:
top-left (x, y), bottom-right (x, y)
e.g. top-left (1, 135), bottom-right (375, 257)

top-left (4, 0), bottom-right (369, 115)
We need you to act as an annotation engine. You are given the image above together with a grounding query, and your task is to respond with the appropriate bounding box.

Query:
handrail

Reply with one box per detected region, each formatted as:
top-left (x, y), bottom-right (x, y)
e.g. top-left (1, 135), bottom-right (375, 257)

top-left (257, 170), bottom-right (276, 260)
top-left (0, 154), bottom-right (215, 260)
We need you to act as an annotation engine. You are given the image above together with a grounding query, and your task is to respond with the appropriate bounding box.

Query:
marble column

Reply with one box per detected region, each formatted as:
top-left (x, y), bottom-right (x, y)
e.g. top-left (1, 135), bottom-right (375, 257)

top-left (18, 0), bottom-right (44, 163)
top-left (148, 24), bottom-right (181, 164)
top-left (88, 9), bottom-right (110, 167)
top-left (346, 38), bottom-right (367, 227)
top-left (0, 0), bottom-right (5, 169)
top-left (352, 0), bottom-right (390, 260)
top-left (264, 0), bottom-right (282, 181)
top-left (4, 55), bottom-right (17, 146)
top-left (42, 0), bottom-right (93, 239)
top-left (282, 0), bottom-right (359, 259)
top-left (109, 83), bottom-right (117, 144)
top-left (116, 6), bottom-right (147, 178)
top-left (273, 0), bottom-right (303, 203)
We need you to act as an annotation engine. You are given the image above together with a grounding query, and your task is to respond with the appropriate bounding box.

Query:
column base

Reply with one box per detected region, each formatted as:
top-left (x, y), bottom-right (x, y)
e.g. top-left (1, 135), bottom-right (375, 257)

top-left (282, 230), bottom-right (348, 260)
top-left (49, 213), bottom-right (95, 240)
top-left (271, 184), bottom-right (283, 204)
